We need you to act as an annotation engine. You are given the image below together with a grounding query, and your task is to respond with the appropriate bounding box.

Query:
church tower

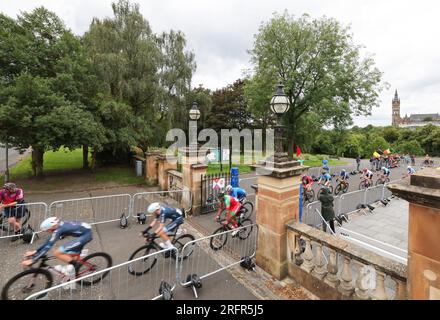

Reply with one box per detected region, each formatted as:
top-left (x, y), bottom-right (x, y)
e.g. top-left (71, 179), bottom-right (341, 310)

top-left (392, 89), bottom-right (401, 126)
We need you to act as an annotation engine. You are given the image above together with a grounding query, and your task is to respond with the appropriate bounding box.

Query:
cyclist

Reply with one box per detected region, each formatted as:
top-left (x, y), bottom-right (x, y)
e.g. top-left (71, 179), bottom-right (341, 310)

top-left (215, 192), bottom-right (240, 236)
top-left (322, 159), bottom-right (330, 173)
top-left (318, 170), bottom-right (332, 188)
top-left (361, 168), bottom-right (374, 187)
top-left (423, 154), bottom-right (433, 166)
top-left (225, 185), bottom-right (246, 202)
top-left (0, 182), bottom-right (26, 242)
top-left (380, 166), bottom-right (391, 182)
top-left (301, 175), bottom-right (314, 192)
top-left (406, 165), bottom-right (416, 177)
top-left (141, 203), bottom-right (183, 250)
top-left (22, 217), bottom-right (93, 278)
top-left (338, 169), bottom-right (350, 187)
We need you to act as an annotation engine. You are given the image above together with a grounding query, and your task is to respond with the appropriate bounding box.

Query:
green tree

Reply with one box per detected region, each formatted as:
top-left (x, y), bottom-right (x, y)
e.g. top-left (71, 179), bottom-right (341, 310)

top-left (394, 140), bottom-right (424, 156)
top-left (0, 8), bottom-right (105, 176)
top-left (245, 12), bottom-right (387, 157)
top-left (364, 136), bottom-right (389, 157)
top-left (381, 126), bottom-right (400, 144)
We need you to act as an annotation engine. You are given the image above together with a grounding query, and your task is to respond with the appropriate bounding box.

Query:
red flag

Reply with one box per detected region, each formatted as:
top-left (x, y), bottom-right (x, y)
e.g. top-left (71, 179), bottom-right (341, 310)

top-left (296, 146), bottom-right (301, 157)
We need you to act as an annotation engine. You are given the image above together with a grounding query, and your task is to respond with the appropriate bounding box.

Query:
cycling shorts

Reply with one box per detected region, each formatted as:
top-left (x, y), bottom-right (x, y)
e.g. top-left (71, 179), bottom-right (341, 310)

top-left (59, 230), bottom-right (93, 254)
top-left (163, 216), bottom-right (184, 233)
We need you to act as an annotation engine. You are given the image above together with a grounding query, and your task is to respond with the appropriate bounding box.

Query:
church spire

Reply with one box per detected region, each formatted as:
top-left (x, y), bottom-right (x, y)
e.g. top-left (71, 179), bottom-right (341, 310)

top-left (393, 89), bottom-right (400, 103)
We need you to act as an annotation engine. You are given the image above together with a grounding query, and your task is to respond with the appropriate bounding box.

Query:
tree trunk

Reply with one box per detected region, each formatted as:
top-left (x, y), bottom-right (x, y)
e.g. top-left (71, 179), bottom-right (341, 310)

top-left (90, 150), bottom-right (97, 173)
top-left (83, 144), bottom-right (89, 169)
top-left (31, 146), bottom-right (44, 177)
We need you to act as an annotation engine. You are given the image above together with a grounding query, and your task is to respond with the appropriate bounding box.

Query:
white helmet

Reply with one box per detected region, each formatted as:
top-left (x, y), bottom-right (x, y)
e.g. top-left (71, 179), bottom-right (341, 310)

top-left (40, 217), bottom-right (59, 231)
top-left (225, 185), bottom-right (233, 193)
top-left (147, 202), bottom-right (161, 214)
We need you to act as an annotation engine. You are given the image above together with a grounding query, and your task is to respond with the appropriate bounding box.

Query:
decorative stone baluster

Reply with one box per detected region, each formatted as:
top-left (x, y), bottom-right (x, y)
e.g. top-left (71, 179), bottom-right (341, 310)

top-left (312, 242), bottom-right (327, 279)
top-left (300, 236), bottom-right (314, 273)
top-left (394, 279), bottom-right (407, 300)
top-left (324, 249), bottom-right (339, 287)
top-left (294, 235), bottom-right (303, 266)
top-left (338, 256), bottom-right (354, 296)
top-left (354, 261), bottom-right (370, 300)
top-left (372, 270), bottom-right (388, 300)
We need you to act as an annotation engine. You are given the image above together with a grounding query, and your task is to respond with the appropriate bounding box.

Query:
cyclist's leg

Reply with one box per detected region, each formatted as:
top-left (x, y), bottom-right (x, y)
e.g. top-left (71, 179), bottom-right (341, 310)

top-left (163, 216), bottom-right (184, 236)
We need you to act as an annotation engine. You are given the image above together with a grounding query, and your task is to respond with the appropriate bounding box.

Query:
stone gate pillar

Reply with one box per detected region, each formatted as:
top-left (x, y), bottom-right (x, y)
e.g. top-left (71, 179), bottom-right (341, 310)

top-left (145, 151), bottom-right (161, 184)
top-left (180, 146), bottom-right (207, 215)
top-left (254, 159), bottom-right (308, 279)
top-left (388, 168), bottom-right (440, 300)
top-left (157, 155), bottom-right (177, 190)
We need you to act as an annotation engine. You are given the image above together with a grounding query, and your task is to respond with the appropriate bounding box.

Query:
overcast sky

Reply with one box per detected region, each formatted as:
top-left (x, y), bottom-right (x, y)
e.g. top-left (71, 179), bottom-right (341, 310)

top-left (1, 0), bottom-right (439, 127)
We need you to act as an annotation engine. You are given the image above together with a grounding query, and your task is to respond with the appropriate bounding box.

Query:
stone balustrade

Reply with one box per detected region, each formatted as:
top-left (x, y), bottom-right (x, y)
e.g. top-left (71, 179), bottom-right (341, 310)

top-left (286, 221), bottom-right (407, 300)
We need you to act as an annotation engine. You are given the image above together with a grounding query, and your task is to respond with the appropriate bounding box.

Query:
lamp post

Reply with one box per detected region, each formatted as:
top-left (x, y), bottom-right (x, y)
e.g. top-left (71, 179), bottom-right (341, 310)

top-left (188, 101), bottom-right (200, 156)
top-left (270, 82), bottom-right (290, 163)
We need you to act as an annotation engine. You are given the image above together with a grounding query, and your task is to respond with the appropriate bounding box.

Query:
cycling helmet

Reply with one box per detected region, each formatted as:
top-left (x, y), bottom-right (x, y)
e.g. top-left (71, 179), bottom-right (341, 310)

top-left (322, 159), bottom-right (328, 165)
top-left (363, 168), bottom-right (368, 173)
top-left (381, 167), bottom-right (387, 171)
top-left (341, 169), bottom-right (346, 173)
top-left (147, 202), bottom-right (161, 214)
top-left (40, 217), bottom-right (59, 231)
top-left (407, 166), bottom-right (411, 169)
top-left (3, 182), bottom-right (16, 191)
top-left (225, 185), bottom-right (233, 193)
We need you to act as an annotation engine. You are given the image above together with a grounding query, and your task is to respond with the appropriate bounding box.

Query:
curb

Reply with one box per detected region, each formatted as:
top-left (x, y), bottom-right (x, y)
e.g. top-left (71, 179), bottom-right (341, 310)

top-left (25, 183), bottom-right (157, 195)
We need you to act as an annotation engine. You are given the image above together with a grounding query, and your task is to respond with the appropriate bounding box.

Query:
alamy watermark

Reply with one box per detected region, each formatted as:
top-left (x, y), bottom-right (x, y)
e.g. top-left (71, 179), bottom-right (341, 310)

top-left (165, 121), bottom-right (276, 173)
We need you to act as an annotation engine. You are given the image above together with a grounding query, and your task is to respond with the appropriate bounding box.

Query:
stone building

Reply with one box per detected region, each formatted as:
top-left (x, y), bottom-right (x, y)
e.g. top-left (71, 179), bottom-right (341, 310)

top-left (391, 90), bottom-right (440, 128)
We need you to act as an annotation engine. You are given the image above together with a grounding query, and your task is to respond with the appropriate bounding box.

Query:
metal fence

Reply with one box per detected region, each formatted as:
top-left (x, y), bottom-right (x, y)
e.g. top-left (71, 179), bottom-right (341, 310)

top-left (131, 189), bottom-right (192, 219)
top-left (25, 247), bottom-right (178, 300)
top-left (177, 223), bottom-right (258, 298)
top-left (0, 202), bottom-right (47, 240)
top-left (48, 194), bottom-right (132, 226)
top-left (339, 190), bottom-right (367, 216)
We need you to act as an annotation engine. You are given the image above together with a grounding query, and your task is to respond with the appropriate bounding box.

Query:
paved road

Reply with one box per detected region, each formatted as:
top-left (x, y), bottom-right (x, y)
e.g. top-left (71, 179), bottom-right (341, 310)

top-left (0, 187), bottom-right (259, 300)
top-left (0, 147), bottom-right (27, 173)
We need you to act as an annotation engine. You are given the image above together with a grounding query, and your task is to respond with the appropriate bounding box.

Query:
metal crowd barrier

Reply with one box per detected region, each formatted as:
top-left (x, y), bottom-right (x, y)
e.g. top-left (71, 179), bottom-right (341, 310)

top-left (48, 194), bottom-right (131, 226)
top-left (365, 185), bottom-right (384, 205)
top-left (304, 201), bottom-right (321, 227)
top-left (0, 202), bottom-right (47, 240)
top-left (25, 247), bottom-right (178, 300)
top-left (177, 223), bottom-right (258, 298)
top-left (339, 190), bottom-right (367, 216)
top-left (131, 189), bottom-right (192, 219)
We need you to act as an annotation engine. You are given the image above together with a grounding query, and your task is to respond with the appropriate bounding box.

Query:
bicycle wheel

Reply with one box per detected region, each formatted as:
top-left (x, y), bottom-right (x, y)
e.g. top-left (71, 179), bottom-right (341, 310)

top-left (76, 252), bottom-right (112, 285)
top-left (334, 184), bottom-right (342, 195)
top-left (375, 179), bottom-right (383, 186)
top-left (1, 268), bottom-right (53, 300)
top-left (127, 245), bottom-right (158, 276)
top-left (218, 209), bottom-right (228, 221)
top-left (343, 183), bottom-right (349, 193)
top-left (359, 181), bottom-right (367, 190)
top-left (172, 234), bottom-right (195, 260)
top-left (210, 227), bottom-right (228, 251)
top-left (241, 202), bottom-right (254, 219)
top-left (238, 219), bottom-right (253, 240)
top-left (302, 189), bottom-right (315, 206)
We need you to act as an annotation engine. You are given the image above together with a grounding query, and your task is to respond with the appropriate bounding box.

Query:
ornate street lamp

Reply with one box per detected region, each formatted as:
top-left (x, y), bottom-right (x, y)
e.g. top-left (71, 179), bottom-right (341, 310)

top-left (270, 82), bottom-right (290, 163)
top-left (189, 101), bottom-right (201, 120)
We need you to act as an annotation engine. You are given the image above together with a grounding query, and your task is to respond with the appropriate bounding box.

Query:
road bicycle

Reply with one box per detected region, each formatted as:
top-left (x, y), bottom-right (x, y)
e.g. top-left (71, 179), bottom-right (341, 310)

top-left (334, 178), bottom-right (349, 195)
top-left (375, 174), bottom-right (390, 186)
top-left (127, 225), bottom-right (195, 276)
top-left (302, 187), bottom-right (315, 206)
top-left (1, 251), bottom-right (112, 300)
top-left (209, 213), bottom-right (254, 251)
top-left (218, 197), bottom-right (254, 221)
top-left (359, 177), bottom-right (372, 190)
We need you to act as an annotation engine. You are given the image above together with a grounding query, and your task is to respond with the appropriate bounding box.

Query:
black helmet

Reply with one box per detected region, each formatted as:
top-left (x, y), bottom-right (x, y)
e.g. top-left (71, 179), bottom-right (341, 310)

top-left (22, 226), bottom-right (34, 243)
top-left (3, 182), bottom-right (16, 191)
top-left (119, 213), bottom-right (128, 229)
top-left (137, 212), bottom-right (147, 224)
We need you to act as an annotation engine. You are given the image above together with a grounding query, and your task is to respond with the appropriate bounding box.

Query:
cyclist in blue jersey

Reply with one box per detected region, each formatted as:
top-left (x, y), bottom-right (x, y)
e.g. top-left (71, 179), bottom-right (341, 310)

top-left (22, 217), bottom-right (93, 271)
top-left (225, 185), bottom-right (247, 202)
top-left (381, 166), bottom-right (391, 178)
top-left (406, 166), bottom-right (416, 177)
top-left (318, 170), bottom-right (332, 188)
top-left (141, 202), bottom-right (183, 249)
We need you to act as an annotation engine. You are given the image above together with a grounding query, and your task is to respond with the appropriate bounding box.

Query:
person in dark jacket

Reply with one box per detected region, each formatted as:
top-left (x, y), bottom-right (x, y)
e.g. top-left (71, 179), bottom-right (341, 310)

top-left (318, 187), bottom-right (335, 233)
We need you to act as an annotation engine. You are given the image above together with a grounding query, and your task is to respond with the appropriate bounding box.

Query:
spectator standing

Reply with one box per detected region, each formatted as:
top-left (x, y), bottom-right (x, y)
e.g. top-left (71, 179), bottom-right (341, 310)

top-left (318, 187), bottom-right (335, 233)
top-left (356, 155), bottom-right (361, 172)
top-left (0, 182), bottom-right (26, 242)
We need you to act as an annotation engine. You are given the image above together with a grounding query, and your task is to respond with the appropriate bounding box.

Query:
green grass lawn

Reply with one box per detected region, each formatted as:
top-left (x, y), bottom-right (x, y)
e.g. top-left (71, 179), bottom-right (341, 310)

top-left (206, 153), bottom-right (348, 174)
top-left (3, 147), bottom-right (145, 187)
